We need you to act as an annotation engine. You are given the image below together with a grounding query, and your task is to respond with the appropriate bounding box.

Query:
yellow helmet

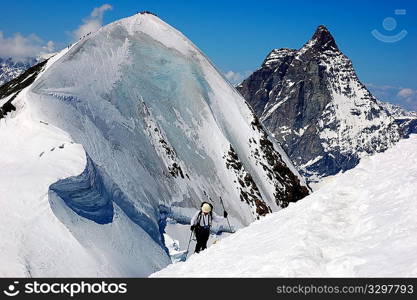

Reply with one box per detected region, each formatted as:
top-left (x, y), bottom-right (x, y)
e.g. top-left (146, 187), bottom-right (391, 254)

top-left (201, 203), bottom-right (212, 213)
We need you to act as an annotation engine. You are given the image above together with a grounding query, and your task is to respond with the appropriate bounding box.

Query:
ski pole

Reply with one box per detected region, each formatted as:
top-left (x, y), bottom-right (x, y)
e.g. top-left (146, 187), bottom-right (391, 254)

top-left (219, 196), bottom-right (234, 233)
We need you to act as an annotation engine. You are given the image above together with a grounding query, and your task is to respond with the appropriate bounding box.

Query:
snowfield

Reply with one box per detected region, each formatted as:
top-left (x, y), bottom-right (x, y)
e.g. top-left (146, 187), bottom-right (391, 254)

top-left (152, 135), bottom-right (417, 277)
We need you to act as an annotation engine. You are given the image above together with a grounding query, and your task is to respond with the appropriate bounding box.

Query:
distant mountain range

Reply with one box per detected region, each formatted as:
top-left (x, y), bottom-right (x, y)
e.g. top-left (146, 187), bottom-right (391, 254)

top-left (0, 57), bottom-right (39, 86)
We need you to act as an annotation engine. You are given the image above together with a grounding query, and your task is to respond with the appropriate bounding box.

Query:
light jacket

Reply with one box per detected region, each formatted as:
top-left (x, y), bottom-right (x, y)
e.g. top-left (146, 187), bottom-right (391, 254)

top-left (190, 210), bottom-right (223, 227)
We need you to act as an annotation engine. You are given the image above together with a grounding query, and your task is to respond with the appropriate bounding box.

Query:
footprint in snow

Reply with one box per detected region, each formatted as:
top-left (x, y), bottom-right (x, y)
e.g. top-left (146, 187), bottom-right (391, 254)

top-left (41, 143), bottom-right (67, 157)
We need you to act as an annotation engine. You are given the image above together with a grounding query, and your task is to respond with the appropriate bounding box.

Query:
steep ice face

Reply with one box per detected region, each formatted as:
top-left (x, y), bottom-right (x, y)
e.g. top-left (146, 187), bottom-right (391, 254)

top-left (0, 13), bottom-right (308, 276)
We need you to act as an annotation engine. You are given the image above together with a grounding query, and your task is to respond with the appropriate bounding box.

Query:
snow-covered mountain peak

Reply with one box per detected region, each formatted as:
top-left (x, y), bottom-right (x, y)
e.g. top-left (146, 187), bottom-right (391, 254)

top-left (311, 25), bottom-right (338, 48)
top-left (237, 25), bottom-right (404, 182)
top-left (295, 25), bottom-right (340, 62)
top-left (0, 13), bottom-right (309, 276)
top-left (104, 12), bottom-right (199, 58)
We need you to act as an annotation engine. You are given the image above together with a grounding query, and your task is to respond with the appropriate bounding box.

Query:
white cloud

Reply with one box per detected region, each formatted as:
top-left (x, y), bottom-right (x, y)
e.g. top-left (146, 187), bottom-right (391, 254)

top-left (223, 70), bottom-right (252, 86)
top-left (91, 4), bottom-right (113, 18)
top-left (0, 4), bottom-right (113, 61)
top-left (0, 31), bottom-right (55, 60)
top-left (72, 4), bottom-right (113, 40)
top-left (397, 89), bottom-right (417, 110)
top-left (366, 83), bottom-right (417, 111)
top-left (397, 88), bottom-right (414, 98)
top-left (365, 82), bottom-right (397, 91)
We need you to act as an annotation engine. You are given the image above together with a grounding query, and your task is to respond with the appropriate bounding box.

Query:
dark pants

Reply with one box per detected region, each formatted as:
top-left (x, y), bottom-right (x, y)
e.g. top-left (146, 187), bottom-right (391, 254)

top-left (194, 226), bottom-right (210, 253)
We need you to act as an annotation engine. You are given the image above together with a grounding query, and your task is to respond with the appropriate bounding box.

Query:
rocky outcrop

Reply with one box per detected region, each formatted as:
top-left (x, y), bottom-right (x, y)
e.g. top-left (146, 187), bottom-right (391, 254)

top-left (224, 144), bottom-right (270, 217)
top-left (249, 116), bottom-right (310, 207)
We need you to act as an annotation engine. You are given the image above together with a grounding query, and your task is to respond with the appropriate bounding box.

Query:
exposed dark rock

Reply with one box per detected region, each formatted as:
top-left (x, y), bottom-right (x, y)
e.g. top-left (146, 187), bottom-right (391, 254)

top-left (226, 113), bottom-right (310, 212)
top-left (225, 145), bottom-right (270, 216)
top-left (250, 115), bottom-right (310, 206)
top-left (169, 162), bottom-right (185, 179)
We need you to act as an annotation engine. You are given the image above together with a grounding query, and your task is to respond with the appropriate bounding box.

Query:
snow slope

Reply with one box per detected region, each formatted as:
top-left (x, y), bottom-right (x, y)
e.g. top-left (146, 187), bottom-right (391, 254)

top-left (0, 13), bottom-right (308, 276)
top-left (152, 135), bottom-right (417, 277)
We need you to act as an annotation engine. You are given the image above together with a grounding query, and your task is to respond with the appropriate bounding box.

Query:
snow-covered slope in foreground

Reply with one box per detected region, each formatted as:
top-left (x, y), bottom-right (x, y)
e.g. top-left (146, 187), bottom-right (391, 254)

top-left (152, 135), bottom-right (417, 277)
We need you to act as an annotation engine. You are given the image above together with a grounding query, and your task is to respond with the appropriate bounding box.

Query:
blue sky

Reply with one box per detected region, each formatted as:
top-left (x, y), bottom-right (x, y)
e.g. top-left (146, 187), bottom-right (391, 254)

top-left (1, 0), bottom-right (416, 110)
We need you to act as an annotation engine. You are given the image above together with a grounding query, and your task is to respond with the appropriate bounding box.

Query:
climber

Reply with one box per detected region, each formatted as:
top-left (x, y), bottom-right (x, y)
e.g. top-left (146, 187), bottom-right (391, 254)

top-left (190, 202), bottom-right (228, 253)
